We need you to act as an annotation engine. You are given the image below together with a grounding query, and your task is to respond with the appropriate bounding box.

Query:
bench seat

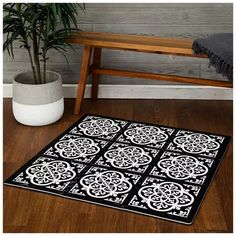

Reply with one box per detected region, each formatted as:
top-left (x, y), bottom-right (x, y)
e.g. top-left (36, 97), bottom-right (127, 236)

top-left (69, 32), bottom-right (207, 57)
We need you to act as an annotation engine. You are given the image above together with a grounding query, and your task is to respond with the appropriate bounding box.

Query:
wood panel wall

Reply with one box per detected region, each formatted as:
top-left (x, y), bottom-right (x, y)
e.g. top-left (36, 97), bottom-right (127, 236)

top-left (3, 3), bottom-right (233, 85)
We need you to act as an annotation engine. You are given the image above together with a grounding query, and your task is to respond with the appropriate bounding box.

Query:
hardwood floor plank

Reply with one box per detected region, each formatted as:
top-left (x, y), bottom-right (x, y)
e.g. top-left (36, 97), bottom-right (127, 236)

top-left (3, 98), bottom-right (232, 233)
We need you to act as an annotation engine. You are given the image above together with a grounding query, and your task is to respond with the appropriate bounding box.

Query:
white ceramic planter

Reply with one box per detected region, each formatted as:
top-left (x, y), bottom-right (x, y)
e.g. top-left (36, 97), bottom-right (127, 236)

top-left (12, 71), bottom-right (64, 126)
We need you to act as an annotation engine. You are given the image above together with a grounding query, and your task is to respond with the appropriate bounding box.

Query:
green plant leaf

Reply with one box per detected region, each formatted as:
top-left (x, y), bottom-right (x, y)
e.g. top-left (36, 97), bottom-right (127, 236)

top-left (3, 3), bottom-right (85, 83)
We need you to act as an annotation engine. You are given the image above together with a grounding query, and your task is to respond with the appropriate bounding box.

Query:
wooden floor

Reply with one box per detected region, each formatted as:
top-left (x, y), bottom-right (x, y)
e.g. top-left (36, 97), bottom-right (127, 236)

top-left (3, 98), bottom-right (233, 233)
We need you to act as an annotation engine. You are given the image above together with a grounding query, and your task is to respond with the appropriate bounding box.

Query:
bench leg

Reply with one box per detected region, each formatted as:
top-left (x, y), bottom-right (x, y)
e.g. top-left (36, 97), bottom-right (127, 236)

top-left (74, 45), bottom-right (92, 115)
top-left (91, 47), bottom-right (102, 100)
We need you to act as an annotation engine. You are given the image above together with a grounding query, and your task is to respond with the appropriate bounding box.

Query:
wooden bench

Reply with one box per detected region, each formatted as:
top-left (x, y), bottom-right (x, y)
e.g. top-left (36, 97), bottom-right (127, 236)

top-left (69, 32), bottom-right (233, 114)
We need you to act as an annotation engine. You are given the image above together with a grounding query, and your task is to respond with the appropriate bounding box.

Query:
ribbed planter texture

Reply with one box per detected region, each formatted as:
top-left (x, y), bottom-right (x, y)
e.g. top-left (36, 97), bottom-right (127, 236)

top-left (12, 71), bottom-right (64, 126)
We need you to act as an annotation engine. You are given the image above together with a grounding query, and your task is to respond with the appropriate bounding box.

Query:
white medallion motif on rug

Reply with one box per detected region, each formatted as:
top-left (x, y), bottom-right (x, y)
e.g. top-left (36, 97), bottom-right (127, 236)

top-left (104, 146), bottom-right (152, 169)
top-left (78, 117), bottom-right (121, 136)
top-left (80, 170), bottom-right (132, 198)
top-left (138, 181), bottom-right (194, 212)
top-left (173, 133), bottom-right (220, 154)
top-left (26, 160), bottom-right (76, 186)
top-left (167, 130), bottom-right (224, 158)
top-left (124, 125), bottom-right (168, 145)
top-left (55, 137), bottom-right (100, 159)
top-left (157, 155), bottom-right (208, 180)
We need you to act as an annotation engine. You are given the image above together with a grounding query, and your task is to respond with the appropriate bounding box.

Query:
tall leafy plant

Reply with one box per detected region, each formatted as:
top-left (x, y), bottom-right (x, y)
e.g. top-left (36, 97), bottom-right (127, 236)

top-left (3, 3), bottom-right (85, 84)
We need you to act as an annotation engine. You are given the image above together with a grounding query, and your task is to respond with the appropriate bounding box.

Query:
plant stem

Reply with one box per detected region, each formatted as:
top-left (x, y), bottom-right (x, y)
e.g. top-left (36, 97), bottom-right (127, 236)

top-left (32, 29), bottom-right (42, 84)
top-left (31, 4), bottom-right (42, 84)
top-left (17, 4), bottom-right (38, 84)
top-left (43, 60), bottom-right (46, 83)
top-left (27, 47), bottom-right (38, 84)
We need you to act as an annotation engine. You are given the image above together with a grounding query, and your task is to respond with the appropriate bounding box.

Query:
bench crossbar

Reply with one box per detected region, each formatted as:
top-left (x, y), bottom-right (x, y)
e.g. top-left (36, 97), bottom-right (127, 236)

top-left (94, 68), bottom-right (232, 88)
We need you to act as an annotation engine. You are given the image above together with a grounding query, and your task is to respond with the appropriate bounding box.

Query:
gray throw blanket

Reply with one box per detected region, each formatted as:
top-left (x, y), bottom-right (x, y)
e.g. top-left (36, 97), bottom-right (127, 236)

top-left (192, 33), bottom-right (233, 81)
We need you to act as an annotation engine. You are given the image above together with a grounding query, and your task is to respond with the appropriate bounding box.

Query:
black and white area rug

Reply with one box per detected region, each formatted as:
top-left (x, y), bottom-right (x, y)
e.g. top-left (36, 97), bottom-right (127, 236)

top-left (5, 114), bottom-right (231, 224)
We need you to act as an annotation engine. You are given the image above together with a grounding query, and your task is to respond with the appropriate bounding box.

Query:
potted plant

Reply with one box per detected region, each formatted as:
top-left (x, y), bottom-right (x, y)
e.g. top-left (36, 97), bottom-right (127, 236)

top-left (3, 3), bottom-right (85, 126)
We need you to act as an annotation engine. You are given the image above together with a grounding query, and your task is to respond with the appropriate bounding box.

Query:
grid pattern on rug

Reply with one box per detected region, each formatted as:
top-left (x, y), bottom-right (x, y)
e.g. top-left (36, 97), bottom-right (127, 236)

top-left (4, 114), bottom-right (231, 224)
